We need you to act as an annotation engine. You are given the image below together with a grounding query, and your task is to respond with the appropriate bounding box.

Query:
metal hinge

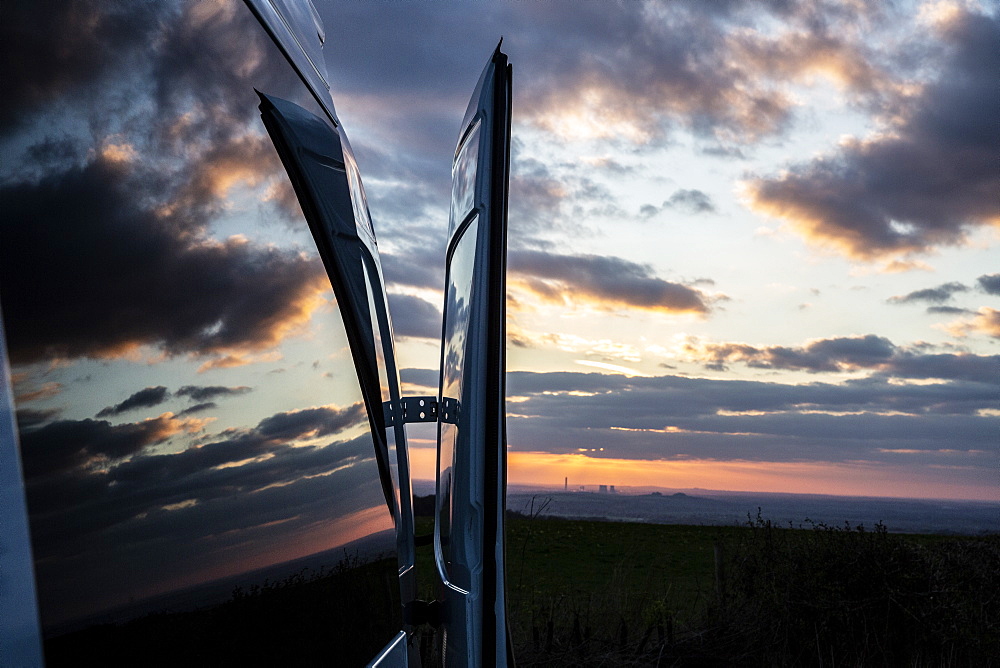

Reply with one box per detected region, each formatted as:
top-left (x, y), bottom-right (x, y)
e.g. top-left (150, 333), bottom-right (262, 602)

top-left (383, 396), bottom-right (460, 427)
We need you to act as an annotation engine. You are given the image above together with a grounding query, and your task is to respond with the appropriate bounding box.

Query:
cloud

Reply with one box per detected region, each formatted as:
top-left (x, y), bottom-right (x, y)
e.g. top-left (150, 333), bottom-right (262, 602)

top-left (175, 385), bottom-right (252, 402)
top-left (977, 273), bottom-right (1000, 295)
top-left (926, 306), bottom-right (973, 315)
top-left (380, 248), bottom-right (446, 292)
top-left (500, 370), bottom-right (1000, 467)
top-left (22, 407), bottom-right (386, 625)
top-left (14, 382), bottom-right (63, 403)
top-left (687, 334), bottom-right (896, 372)
top-left (97, 386), bottom-right (171, 417)
top-left (0, 158), bottom-right (330, 367)
top-left (665, 189), bottom-right (716, 214)
top-left (508, 250), bottom-right (710, 314)
top-left (387, 293), bottom-right (442, 340)
top-left (743, 9), bottom-right (1000, 261)
top-left (177, 402), bottom-right (217, 416)
top-left (0, 1), bottom-right (167, 134)
top-left (305, 0), bottom-right (912, 249)
top-left (887, 281), bottom-right (969, 304)
top-left (943, 307), bottom-right (1000, 340)
top-left (256, 403), bottom-right (366, 442)
top-left (19, 413), bottom-right (204, 478)
top-left (641, 189), bottom-right (717, 218)
top-left (15, 409), bottom-right (61, 430)
top-left (508, 330), bottom-right (643, 363)
top-left (400, 368), bottom-right (439, 390)
top-left (681, 334), bottom-right (999, 383)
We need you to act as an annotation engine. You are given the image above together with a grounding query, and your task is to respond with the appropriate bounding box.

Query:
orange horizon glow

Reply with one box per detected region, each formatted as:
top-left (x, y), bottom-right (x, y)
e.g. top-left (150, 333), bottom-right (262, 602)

top-left (407, 446), bottom-right (998, 502)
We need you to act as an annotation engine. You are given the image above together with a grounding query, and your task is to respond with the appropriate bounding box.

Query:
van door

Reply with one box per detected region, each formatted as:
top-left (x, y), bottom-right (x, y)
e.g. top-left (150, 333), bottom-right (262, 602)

top-left (434, 44), bottom-right (514, 668)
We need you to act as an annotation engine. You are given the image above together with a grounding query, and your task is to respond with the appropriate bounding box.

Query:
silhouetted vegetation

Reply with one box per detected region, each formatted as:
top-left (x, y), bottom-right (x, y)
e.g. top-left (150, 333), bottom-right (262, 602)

top-left (48, 498), bottom-right (999, 666)
top-left (44, 555), bottom-right (400, 667)
top-left (501, 509), bottom-right (1000, 667)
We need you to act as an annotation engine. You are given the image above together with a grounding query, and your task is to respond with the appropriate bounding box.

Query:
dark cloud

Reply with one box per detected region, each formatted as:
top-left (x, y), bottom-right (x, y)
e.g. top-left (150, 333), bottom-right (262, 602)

top-left (927, 306), bottom-right (973, 315)
top-left (694, 335), bottom-right (896, 372)
top-left (2, 0), bottom-right (400, 630)
top-left (0, 1), bottom-right (166, 134)
top-left (96, 386), bottom-right (170, 418)
top-left (0, 159), bottom-right (328, 366)
top-left (400, 368), bottom-right (439, 390)
top-left (1, 0), bottom-right (344, 372)
top-left (387, 293), bottom-right (442, 340)
top-left (978, 273), bottom-right (1000, 295)
top-left (308, 0), bottom-right (907, 246)
top-left (888, 351), bottom-right (1000, 382)
top-left (501, 370), bottom-right (999, 464)
top-left (381, 244), bottom-right (447, 291)
top-left (887, 282), bottom-right (969, 305)
top-left (509, 157), bottom-right (570, 229)
top-left (15, 409), bottom-right (61, 430)
top-left (175, 385), bottom-right (252, 402)
top-left (688, 335), bottom-right (999, 384)
top-left (19, 415), bottom-right (193, 478)
top-left (24, 136), bottom-right (82, 169)
top-left (24, 419), bottom-right (385, 625)
top-left (745, 9), bottom-right (1000, 260)
top-left (256, 403), bottom-right (366, 442)
top-left (508, 250), bottom-right (710, 314)
top-left (177, 402), bottom-right (217, 416)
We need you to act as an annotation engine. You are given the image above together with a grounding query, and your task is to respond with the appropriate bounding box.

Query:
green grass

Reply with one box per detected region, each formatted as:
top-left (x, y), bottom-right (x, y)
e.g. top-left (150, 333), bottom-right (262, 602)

top-left (415, 504), bottom-right (1000, 666)
top-left (417, 513), bottom-right (733, 616)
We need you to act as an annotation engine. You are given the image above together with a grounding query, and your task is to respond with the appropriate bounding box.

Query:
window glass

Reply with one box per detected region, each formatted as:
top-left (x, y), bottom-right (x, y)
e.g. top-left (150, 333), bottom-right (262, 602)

top-left (364, 257), bottom-right (401, 517)
top-left (344, 140), bottom-right (378, 251)
top-left (449, 120), bottom-right (481, 237)
top-left (436, 216), bottom-right (479, 592)
top-left (0, 1), bottom-right (399, 663)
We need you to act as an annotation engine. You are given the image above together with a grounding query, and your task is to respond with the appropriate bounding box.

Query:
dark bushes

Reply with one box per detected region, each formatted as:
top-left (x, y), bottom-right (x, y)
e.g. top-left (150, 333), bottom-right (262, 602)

top-left (507, 513), bottom-right (1000, 667)
top-left (699, 512), bottom-right (1000, 666)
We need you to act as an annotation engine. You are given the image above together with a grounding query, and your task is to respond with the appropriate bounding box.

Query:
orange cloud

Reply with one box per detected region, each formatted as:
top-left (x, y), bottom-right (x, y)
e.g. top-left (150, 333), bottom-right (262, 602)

top-left (196, 351), bottom-right (282, 373)
top-left (137, 412), bottom-right (212, 442)
top-left (14, 382), bottom-right (63, 403)
top-left (944, 307), bottom-right (1000, 339)
top-left (742, 8), bottom-right (1000, 263)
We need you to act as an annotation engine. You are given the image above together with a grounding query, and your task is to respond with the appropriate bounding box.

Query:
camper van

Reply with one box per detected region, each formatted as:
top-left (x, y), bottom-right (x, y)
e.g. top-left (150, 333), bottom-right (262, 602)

top-left (0, 1), bottom-right (512, 665)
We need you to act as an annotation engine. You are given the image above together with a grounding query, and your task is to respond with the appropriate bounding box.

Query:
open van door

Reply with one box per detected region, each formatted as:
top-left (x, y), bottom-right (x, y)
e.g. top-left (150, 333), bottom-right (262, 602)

top-left (246, 2), bottom-right (417, 664)
top-left (256, 92), bottom-right (417, 666)
top-left (434, 44), bottom-right (514, 668)
top-left (1, 0), bottom-right (512, 664)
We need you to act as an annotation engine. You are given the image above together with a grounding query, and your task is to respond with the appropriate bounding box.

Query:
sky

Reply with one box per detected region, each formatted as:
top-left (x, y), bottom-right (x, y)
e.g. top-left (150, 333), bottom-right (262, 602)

top-left (311, 0), bottom-right (999, 500)
top-left (0, 0), bottom-right (998, 625)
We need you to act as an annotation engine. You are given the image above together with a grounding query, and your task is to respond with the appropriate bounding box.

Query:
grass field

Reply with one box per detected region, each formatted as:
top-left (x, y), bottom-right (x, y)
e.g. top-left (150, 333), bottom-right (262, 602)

top-left (415, 499), bottom-right (1000, 666)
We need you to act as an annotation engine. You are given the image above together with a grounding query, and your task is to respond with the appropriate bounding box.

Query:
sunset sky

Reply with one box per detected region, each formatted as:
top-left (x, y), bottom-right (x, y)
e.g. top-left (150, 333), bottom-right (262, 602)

top-left (3, 0), bottom-right (997, 557)
top-left (1, 0), bottom-right (997, 636)
top-left (313, 0), bottom-right (999, 500)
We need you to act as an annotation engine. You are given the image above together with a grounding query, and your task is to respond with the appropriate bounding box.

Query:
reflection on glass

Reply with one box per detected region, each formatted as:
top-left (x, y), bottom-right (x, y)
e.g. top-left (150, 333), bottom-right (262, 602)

top-left (344, 139), bottom-right (377, 251)
top-left (436, 216), bottom-right (479, 592)
top-left (363, 257), bottom-right (400, 519)
top-left (0, 1), bottom-right (399, 663)
top-left (449, 120), bottom-right (481, 237)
